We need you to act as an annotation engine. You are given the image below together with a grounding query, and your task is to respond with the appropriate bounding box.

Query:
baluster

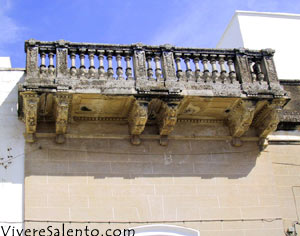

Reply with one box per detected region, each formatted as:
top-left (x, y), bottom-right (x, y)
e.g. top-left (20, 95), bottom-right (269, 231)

top-left (248, 59), bottom-right (257, 82)
top-left (210, 55), bottom-right (219, 83)
top-left (154, 54), bottom-right (162, 81)
top-left (146, 54), bottom-right (155, 80)
top-left (97, 50), bottom-right (105, 79)
top-left (40, 52), bottom-right (47, 74)
top-left (125, 52), bottom-right (133, 80)
top-left (48, 52), bottom-right (55, 75)
top-left (70, 52), bottom-right (77, 76)
top-left (107, 50), bottom-right (114, 79)
top-left (79, 49), bottom-right (86, 76)
top-left (184, 55), bottom-right (194, 81)
top-left (201, 54), bottom-right (211, 82)
top-left (193, 56), bottom-right (202, 82)
top-left (175, 53), bottom-right (183, 81)
top-left (219, 55), bottom-right (228, 83)
top-left (88, 50), bottom-right (96, 78)
top-left (115, 51), bottom-right (124, 80)
top-left (227, 58), bottom-right (236, 83)
top-left (254, 61), bottom-right (265, 82)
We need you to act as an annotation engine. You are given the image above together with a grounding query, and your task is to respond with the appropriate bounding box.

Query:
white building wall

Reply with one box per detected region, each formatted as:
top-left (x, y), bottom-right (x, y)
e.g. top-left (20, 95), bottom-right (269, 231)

top-left (216, 14), bottom-right (244, 49)
top-left (0, 58), bottom-right (25, 230)
top-left (217, 11), bottom-right (300, 81)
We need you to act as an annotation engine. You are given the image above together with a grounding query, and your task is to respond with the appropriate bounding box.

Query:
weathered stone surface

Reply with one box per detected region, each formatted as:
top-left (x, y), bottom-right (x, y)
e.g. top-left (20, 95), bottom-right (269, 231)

top-left (227, 100), bottom-right (256, 137)
top-left (19, 40), bottom-right (289, 145)
top-left (156, 101), bottom-right (179, 136)
top-left (278, 81), bottom-right (300, 129)
top-left (128, 100), bottom-right (148, 144)
top-left (252, 99), bottom-right (286, 138)
top-left (54, 93), bottom-right (71, 143)
top-left (21, 91), bottom-right (39, 142)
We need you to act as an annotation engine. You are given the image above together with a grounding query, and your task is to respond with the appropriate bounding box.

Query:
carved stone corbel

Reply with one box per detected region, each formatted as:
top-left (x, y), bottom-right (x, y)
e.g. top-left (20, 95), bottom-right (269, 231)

top-left (252, 99), bottom-right (285, 148)
top-left (128, 100), bottom-right (148, 145)
top-left (22, 92), bottom-right (39, 143)
top-left (227, 100), bottom-right (256, 147)
top-left (54, 93), bottom-right (71, 144)
top-left (156, 101), bottom-right (179, 146)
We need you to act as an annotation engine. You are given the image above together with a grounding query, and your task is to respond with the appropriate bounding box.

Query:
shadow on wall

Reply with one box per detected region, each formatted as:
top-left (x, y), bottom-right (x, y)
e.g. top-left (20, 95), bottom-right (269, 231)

top-left (25, 136), bottom-right (261, 180)
top-left (0, 71), bottom-right (25, 184)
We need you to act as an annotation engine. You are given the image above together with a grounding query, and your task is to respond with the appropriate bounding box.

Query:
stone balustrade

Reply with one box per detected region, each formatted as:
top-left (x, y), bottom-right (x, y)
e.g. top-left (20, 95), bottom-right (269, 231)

top-left (19, 39), bottom-right (289, 147)
top-left (23, 39), bottom-right (285, 97)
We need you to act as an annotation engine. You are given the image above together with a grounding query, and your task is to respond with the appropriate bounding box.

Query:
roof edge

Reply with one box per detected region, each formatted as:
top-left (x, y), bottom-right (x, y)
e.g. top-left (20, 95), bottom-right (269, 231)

top-left (235, 10), bottom-right (300, 19)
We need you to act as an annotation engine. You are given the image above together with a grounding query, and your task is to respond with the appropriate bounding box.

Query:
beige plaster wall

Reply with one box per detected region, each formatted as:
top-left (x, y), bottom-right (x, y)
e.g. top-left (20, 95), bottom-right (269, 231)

top-left (24, 124), bottom-right (300, 236)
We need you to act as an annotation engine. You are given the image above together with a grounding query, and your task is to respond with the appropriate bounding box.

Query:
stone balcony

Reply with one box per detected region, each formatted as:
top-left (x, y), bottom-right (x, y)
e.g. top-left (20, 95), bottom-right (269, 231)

top-left (18, 39), bottom-right (289, 147)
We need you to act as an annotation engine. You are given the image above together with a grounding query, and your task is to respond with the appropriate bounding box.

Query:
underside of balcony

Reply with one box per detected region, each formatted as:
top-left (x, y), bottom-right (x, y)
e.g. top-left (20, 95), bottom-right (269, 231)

top-left (18, 39), bottom-right (289, 148)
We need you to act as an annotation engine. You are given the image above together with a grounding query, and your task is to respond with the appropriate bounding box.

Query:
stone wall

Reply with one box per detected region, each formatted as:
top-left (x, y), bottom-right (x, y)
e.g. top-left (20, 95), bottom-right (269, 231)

top-left (24, 123), bottom-right (300, 236)
top-left (268, 145), bottom-right (300, 229)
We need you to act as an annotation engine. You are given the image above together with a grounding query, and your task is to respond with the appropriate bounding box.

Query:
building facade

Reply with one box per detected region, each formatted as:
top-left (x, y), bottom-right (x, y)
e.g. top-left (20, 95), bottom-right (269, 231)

top-left (0, 11), bottom-right (300, 236)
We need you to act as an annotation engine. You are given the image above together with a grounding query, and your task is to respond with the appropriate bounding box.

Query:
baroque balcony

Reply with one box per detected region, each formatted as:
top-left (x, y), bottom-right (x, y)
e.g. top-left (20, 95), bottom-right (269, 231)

top-left (18, 39), bottom-right (289, 147)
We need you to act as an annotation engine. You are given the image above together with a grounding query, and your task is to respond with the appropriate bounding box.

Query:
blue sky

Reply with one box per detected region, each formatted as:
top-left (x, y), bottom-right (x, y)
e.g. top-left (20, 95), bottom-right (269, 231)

top-left (1, 0), bottom-right (300, 67)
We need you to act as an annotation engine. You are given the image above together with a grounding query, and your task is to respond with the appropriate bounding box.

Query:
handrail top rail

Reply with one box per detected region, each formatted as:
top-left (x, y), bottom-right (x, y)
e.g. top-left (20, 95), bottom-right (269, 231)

top-left (25, 39), bottom-right (275, 57)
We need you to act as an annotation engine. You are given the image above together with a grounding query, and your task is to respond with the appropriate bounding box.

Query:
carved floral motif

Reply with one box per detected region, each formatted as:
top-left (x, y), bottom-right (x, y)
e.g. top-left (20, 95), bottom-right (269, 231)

top-left (156, 102), bottom-right (179, 136)
top-left (128, 100), bottom-right (148, 136)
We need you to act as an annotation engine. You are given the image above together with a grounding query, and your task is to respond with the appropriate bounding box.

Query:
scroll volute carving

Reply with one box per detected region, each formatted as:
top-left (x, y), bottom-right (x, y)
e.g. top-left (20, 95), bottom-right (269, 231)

top-left (22, 92), bottom-right (39, 143)
top-left (227, 100), bottom-right (256, 138)
top-left (154, 100), bottom-right (179, 145)
top-left (252, 99), bottom-right (285, 138)
top-left (128, 100), bottom-right (148, 145)
top-left (54, 93), bottom-right (71, 143)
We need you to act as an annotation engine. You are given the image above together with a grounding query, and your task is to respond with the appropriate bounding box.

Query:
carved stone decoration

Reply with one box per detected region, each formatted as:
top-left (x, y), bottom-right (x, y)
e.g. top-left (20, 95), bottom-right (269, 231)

top-left (26, 45), bottom-right (39, 78)
top-left (252, 100), bottom-right (285, 138)
top-left (19, 40), bottom-right (289, 146)
top-left (133, 50), bottom-right (147, 78)
top-left (56, 47), bottom-right (68, 77)
top-left (156, 101), bottom-right (179, 145)
top-left (256, 107), bottom-right (280, 138)
top-left (128, 100), bottom-right (148, 145)
top-left (133, 50), bottom-right (148, 90)
top-left (161, 51), bottom-right (177, 81)
top-left (54, 93), bottom-right (71, 143)
top-left (260, 50), bottom-right (285, 96)
top-left (21, 92), bottom-right (39, 143)
top-left (227, 100), bottom-right (256, 138)
top-left (234, 49), bottom-right (253, 90)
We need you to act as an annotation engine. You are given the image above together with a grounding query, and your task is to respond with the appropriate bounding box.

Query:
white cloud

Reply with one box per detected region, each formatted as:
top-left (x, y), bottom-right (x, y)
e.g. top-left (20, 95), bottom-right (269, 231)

top-left (0, 0), bottom-right (22, 54)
